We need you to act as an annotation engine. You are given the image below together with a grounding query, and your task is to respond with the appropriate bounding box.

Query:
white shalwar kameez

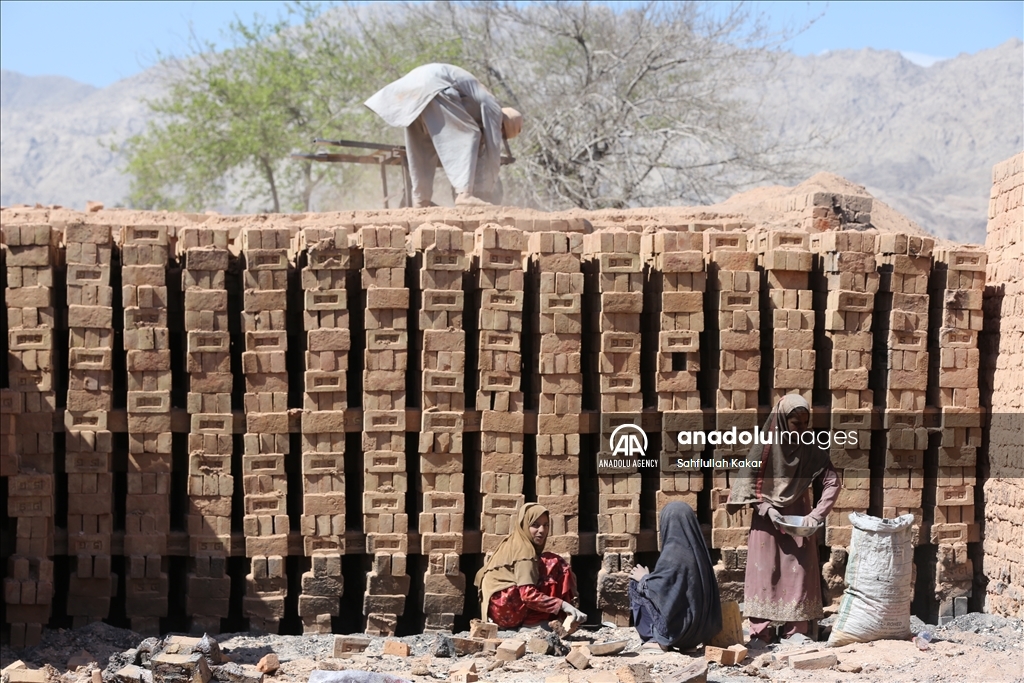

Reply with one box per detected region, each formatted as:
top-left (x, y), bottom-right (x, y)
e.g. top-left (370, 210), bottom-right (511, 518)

top-left (365, 63), bottom-right (504, 205)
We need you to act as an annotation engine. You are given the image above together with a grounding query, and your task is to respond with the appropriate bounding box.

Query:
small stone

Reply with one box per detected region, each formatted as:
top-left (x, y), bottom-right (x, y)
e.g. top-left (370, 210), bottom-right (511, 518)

top-left (114, 665), bottom-right (147, 683)
top-left (836, 661), bottom-right (862, 673)
top-left (432, 634), bottom-right (455, 658)
top-left (528, 636), bottom-right (553, 655)
top-left (195, 635), bottom-right (227, 665)
top-left (209, 663), bottom-right (262, 683)
top-left (789, 651), bottom-right (837, 670)
top-left (671, 659), bottom-right (709, 683)
top-left (588, 640), bottom-right (628, 656)
top-left (409, 659), bottom-right (431, 677)
top-left (255, 654), bottom-right (279, 675)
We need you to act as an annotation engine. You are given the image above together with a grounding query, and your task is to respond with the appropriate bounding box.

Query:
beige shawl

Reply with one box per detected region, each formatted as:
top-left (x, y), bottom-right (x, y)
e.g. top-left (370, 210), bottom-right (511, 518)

top-left (474, 503), bottom-right (548, 621)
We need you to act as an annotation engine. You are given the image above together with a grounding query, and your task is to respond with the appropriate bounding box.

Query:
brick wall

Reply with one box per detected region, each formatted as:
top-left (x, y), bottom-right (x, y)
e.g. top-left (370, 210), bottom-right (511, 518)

top-left (982, 152), bottom-right (1024, 619)
top-left (0, 188), bottom-right (1010, 641)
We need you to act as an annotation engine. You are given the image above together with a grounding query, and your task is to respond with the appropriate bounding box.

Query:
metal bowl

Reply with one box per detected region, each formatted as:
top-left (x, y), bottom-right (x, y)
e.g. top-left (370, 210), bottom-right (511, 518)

top-left (778, 515), bottom-right (821, 537)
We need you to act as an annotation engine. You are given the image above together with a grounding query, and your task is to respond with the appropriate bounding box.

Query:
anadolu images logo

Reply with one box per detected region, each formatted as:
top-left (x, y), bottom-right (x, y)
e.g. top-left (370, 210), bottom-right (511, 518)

top-left (610, 423), bottom-right (648, 458)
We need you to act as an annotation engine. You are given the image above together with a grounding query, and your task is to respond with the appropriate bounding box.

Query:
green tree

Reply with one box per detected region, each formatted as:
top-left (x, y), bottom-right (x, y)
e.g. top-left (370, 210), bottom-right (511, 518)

top-left (120, 1), bottom-right (820, 213)
top-left (122, 3), bottom-right (361, 212)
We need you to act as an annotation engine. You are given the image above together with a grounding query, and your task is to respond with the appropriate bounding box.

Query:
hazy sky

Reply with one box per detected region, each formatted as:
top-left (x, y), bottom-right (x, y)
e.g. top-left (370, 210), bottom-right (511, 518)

top-left (1, 1), bottom-right (1021, 87)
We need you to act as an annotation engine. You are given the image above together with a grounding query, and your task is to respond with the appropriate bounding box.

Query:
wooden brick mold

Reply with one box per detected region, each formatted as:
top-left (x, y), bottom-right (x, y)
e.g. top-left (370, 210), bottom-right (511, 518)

top-left (179, 226), bottom-right (233, 634)
top-left (359, 225), bottom-right (410, 636)
top-left (64, 222), bottom-right (116, 626)
top-left (297, 226), bottom-right (353, 634)
top-left (2, 222), bottom-right (57, 648)
top-left (529, 230), bottom-right (584, 558)
top-left (412, 223), bottom-right (471, 631)
top-left (585, 229), bottom-right (643, 626)
top-left (475, 225), bottom-right (527, 554)
top-left (120, 224), bottom-right (173, 634)
top-left (240, 227), bottom-right (292, 633)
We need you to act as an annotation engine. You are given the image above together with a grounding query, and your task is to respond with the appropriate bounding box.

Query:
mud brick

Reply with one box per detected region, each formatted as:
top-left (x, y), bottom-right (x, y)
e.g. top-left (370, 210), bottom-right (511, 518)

top-left (939, 249), bottom-right (986, 271)
top-left (243, 289), bottom-right (287, 312)
top-left (187, 331), bottom-right (231, 358)
top-left (661, 290), bottom-right (704, 313)
top-left (67, 347), bottom-right (113, 372)
top-left (8, 328), bottom-right (54, 353)
top-left (6, 245), bottom-right (54, 267)
top-left (5, 286), bottom-right (54, 309)
top-left (182, 242), bottom-right (232, 270)
top-left (939, 327), bottom-right (978, 348)
top-left (656, 250), bottom-right (704, 272)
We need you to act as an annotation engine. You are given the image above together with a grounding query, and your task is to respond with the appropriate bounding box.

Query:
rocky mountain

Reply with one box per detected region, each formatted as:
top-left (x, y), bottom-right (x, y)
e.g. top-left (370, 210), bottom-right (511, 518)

top-left (1, 39), bottom-right (1021, 243)
top-left (1, 66), bottom-right (165, 212)
top-left (754, 39), bottom-right (1023, 243)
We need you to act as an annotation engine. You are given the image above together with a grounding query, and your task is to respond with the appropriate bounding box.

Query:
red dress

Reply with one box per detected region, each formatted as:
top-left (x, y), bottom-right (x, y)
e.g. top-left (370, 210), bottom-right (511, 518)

top-left (487, 552), bottom-right (575, 628)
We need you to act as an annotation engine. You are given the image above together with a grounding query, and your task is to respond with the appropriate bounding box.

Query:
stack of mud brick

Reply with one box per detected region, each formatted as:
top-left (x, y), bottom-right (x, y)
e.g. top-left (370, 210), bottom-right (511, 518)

top-left (641, 230), bottom-right (704, 519)
top-left (931, 246), bottom-right (986, 622)
top-left (413, 224), bottom-right (471, 631)
top-left (179, 226), bottom-right (233, 634)
top-left (2, 223), bottom-right (56, 647)
top-left (705, 231), bottom-right (757, 599)
top-left (786, 191), bottom-right (873, 234)
top-left (359, 225), bottom-right (410, 636)
top-left (529, 230), bottom-right (584, 557)
top-left (297, 226), bottom-right (353, 634)
top-left (811, 232), bottom-right (877, 550)
top-left (122, 224), bottom-right (173, 634)
top-left (585, 229), bottom-right (642, 626)
top-left (756, 230), bottom-right (814, 404)
top-left (64, 222), bottom-right (115, 625)
top-left (876, 233), bottom-right (935, 547)
top-left (240, 227), bottom-right (292, 633)
top-left (475, 225), bottom-right (527, 553)
top-left (982, 152), bottom-right (1024, 619)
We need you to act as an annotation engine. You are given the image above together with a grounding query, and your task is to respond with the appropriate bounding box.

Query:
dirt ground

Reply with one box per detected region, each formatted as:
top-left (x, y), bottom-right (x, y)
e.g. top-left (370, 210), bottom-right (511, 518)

top-left (3, 613), bottom-right (1021, 683)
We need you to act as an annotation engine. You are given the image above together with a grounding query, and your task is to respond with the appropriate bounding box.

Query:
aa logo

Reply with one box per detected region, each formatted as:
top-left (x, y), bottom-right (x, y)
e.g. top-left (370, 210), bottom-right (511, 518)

top-left (610, 424), bottom-right (647, 458)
